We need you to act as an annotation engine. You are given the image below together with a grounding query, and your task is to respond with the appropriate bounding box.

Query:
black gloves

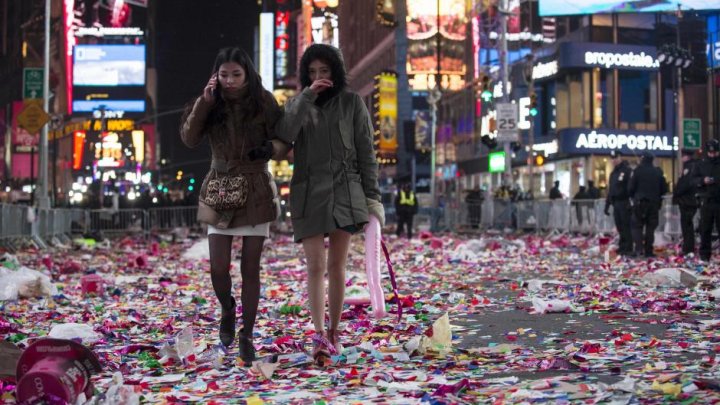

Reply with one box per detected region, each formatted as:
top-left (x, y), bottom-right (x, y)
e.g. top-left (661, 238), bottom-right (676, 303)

top-left (604, 203), bottom-right (610, 216)
top-left (248, 140), bottom-right (274, 161)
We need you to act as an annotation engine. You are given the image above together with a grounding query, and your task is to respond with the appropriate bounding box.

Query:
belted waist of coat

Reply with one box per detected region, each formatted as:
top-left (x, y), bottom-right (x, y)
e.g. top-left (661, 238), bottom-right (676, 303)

top-left (211, 159), bottom-right (267, 174)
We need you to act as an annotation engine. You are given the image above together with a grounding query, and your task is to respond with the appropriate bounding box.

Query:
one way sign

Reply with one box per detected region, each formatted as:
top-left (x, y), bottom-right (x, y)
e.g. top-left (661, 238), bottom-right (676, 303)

top-left (23, 68), bottom-right (44, 100)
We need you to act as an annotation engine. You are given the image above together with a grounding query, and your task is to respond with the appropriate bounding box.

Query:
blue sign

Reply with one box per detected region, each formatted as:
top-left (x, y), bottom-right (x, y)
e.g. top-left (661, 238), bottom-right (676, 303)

top-left (72, 100), bottom-right (146, 113)
top-left (540, 0), bottom-right (720, 17)
top-left (558, 42), bottom-right (659, 71)
top-left (559, 128), bottom-right (677, 157)
top-left (708, 14), bottom-right (720, 69)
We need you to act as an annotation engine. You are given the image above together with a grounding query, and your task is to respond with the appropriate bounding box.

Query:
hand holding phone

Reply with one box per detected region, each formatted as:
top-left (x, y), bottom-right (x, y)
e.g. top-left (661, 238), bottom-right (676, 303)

top-left (203, 74), bottom-right (218, 103)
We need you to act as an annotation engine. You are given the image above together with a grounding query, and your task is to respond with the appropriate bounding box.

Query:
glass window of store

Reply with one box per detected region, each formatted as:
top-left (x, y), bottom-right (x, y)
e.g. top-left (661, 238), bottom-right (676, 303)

top-left (555, 71), bottom-right (591, 130)
top-left (592, 68), bottom-right (614, 128)
top-left (618, 70), bottom-right (658, 131)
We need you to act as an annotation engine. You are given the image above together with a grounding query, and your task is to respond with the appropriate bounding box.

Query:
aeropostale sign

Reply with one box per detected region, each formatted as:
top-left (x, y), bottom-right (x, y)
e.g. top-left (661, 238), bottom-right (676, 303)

top-left (560, 128), bottom-right (678, 157)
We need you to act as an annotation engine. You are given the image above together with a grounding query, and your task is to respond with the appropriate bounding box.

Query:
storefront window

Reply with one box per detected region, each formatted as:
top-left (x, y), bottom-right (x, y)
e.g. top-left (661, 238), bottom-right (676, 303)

top-left (619, 70), bottom-right (658, 131)
top-left (555, 72), bottom-right (590, 130)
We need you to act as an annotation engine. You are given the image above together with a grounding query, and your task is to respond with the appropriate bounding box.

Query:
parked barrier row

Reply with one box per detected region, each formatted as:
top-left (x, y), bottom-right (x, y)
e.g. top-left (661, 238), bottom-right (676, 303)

top-left (427, 196), bottom-right (683, 238)
top-left (0, 197), bottom-right (687, 250)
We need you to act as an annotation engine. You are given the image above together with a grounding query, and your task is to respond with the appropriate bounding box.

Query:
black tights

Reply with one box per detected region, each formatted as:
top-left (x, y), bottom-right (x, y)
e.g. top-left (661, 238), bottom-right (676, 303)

top-left (209, 234), bottom-right (265, 337)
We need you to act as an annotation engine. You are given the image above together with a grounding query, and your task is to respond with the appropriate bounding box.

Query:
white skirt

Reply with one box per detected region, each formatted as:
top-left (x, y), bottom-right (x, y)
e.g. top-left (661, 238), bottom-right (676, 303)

top-left (207, 222), bottom-right (270, 237)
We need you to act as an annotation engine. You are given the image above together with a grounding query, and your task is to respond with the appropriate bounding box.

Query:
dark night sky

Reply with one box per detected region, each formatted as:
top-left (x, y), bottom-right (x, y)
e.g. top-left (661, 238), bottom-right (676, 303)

top-left (155, 0), bottom-right (260, 179)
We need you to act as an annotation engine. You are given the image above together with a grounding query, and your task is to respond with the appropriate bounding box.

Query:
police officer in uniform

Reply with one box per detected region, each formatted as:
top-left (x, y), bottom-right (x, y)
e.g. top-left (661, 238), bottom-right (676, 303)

top-left (628, 152), bottom-right (668, 258)
top-left (605, 150), bottom-right (634, 255)
top-left (694, 139), bottom-right (720, 261)
top-left (673, 149), bottom-right (699, 256)
top-left (395, 182), bottom-right (418, 239)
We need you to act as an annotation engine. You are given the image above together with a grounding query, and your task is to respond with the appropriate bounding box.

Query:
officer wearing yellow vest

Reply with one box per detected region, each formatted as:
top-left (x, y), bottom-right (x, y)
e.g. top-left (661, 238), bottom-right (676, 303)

top-left (395, 182), bottom-right (419, 239)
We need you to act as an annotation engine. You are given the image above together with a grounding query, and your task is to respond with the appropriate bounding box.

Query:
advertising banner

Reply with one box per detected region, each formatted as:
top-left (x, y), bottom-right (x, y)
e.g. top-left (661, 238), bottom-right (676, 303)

top-left (377, 72), bottom-right (398, 153)
top-left (559, 128), bottom-right (678, 157)
top-left (540, 0), bottom-right (720, 16)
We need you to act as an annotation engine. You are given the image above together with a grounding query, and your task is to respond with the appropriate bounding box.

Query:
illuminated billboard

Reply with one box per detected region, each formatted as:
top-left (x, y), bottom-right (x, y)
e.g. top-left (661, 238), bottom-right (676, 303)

top-left (406, 0), bottom-right (467, 91)
top-left (376, 72), bottom-right (398, 154)
top-left (540, 0), bottom-right (720, 16)
top-left (73, 45), bottom-right (145, 86)
top-left (64, 0), bottom-right (148, 115)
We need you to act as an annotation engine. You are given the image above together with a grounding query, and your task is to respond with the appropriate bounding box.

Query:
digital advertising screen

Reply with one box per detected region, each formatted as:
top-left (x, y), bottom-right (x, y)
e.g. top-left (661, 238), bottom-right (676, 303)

top-left (73, 45), bottom-right (146, 86)
top-left (72, 44), bottom-right (146, 113)
top-left (540, 0), bottom-right (720, 17)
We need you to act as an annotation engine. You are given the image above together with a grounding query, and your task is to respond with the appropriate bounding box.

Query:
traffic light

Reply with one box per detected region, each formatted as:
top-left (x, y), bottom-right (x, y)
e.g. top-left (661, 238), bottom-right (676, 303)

top-left (481, 134), bottom-right (498, 150)
top-left (480, 76), bottom-right (492, 103)
top-left (534, 155), bottom-right (545, 166)
top-left (529, 93), bottom-right (538, 117)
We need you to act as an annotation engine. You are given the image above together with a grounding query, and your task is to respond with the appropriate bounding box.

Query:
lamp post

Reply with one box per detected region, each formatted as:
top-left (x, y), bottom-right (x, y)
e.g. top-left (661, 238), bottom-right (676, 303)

top-left (656, 19), bottom-right (693, 184)
top-left (428, 0), bottom-right (442, 207)
top-left (499, 0), bottom-right (511, 182)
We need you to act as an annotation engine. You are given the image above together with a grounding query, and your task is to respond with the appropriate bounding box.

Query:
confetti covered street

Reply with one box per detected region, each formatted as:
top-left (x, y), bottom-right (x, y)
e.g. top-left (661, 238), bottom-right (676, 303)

top-left (2, 231), bottom-right (720, 404)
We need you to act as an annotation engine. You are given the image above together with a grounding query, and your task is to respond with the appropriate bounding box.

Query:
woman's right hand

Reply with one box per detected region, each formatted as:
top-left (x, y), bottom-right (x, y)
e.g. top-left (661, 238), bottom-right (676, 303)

top-left (203, 74), bottom-right (218, 103)
top-left (309, 79), bottom-right (333, 94)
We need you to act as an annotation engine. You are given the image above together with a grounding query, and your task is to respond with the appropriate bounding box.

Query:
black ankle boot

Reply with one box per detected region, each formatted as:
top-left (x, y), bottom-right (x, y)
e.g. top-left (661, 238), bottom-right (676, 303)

top-left (219, 297), bottom-right (236, 347)
top-left (238, 332), bottom-right (256, 364)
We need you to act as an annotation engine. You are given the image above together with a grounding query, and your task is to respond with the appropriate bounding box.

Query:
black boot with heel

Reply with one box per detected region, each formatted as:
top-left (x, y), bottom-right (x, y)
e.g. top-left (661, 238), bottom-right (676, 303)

top-left (219, 297), bottom-right (236, 347)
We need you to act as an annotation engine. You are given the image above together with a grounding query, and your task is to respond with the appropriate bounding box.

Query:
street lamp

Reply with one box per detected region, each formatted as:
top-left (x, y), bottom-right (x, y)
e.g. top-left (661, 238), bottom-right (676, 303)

top-left (657, 36), bottom-right (693, 183)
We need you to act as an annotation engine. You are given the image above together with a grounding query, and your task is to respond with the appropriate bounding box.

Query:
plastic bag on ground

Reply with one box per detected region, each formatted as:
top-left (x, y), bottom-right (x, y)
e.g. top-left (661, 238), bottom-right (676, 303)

top-left (532, 297), bottom-right (585, 314)
top-left (48, 323), bottom-right (102, 344)
top-left (643, 268), bottom-right (698, 288)
top-left (0, 266), bottom-right (57, 300)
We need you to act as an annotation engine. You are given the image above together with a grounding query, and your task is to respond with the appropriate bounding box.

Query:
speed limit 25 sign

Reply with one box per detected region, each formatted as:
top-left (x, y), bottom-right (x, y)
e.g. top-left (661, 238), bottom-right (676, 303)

top-left (496, 103), bottom-right (519, 142)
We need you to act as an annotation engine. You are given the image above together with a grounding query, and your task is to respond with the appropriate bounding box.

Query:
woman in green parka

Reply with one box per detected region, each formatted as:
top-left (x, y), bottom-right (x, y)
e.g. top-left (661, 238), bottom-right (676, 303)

top-left (276, 44), bottom-right (384, 365)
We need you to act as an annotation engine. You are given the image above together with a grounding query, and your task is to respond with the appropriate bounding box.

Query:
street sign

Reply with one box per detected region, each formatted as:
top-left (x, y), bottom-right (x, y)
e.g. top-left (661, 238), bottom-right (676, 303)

top-left (682, 118), bottom-right (701, 150)
top-left (17, 101), bottom-right (50, 135)
top-left (22, 68), bottom-right (44, 100)
top-left (496, 103), bottom-right (519, 142)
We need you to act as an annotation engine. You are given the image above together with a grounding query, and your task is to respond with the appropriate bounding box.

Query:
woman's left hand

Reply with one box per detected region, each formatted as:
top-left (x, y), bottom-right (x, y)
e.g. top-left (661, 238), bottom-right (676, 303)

top-left (366, 198), bottom-right (385, 227)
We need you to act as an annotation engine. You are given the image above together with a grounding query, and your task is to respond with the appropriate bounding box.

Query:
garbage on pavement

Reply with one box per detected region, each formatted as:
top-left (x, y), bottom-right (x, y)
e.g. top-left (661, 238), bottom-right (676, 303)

top-left (0, 231), bottom-right (719, 403)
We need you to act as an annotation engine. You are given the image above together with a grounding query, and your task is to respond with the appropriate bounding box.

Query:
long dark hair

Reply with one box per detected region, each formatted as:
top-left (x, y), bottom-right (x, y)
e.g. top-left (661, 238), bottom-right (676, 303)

top-left (299, 44), bottom-right (347, 103)
top-left (208, 47), bottom-right (266, 123)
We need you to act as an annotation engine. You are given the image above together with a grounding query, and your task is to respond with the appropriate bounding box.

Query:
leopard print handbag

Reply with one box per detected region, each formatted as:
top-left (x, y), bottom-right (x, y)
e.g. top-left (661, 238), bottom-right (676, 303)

top-left (203, 172), bottom-right (249, 211)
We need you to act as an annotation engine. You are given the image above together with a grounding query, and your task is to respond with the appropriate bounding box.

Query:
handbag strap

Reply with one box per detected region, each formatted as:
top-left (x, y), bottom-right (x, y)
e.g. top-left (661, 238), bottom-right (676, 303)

top-left (380, 239), bottom-right (402, 323)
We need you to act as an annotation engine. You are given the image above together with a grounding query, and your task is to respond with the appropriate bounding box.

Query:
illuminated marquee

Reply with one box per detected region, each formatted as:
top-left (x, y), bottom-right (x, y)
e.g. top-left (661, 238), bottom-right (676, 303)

top-left (583, 51), bottom-right (659, 69)
top-left (275, 10), bottom-right (290, 85)
top-left (532, 60), bottom-right (558, 80)
top-left (575, 131), bottom-right (677, 152)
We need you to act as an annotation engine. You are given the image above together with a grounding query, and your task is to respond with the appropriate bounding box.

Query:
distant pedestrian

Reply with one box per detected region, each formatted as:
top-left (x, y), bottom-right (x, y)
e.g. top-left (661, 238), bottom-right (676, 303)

top-left (465, 185), bottom-right (483, 229)
top-left (694, 139), bottom-right (720, 261)
top-left (395, 182), bottom-right (418, 238)
top-left (587, 180), bottom-right (601, 199)
top-left (573, 185), bottom-right (589, 225)
top-left (673, 149), bottom-right (700, 256)
top-left (605, 150), bottom-right (634, 256)
top-left (628, 152), bottom-right (667, 258)
top-left (549, 181), bottom-right (562, 200)
top-left (180, 47), bottom-right (289, 363)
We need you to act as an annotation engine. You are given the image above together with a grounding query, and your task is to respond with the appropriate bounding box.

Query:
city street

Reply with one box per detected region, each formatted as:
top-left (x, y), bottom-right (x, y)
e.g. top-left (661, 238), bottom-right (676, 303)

top-left (2, 230), bottom-right (720, 403)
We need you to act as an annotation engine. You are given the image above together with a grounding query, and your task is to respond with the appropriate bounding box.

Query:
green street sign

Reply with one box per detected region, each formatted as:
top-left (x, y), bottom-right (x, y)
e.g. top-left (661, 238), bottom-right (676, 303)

top-left (488, 151), bottom-right (506, 173)
top-left (23, 68), bottom-right (44, 100)
top-left (682, 118), bottom-right (701, 150)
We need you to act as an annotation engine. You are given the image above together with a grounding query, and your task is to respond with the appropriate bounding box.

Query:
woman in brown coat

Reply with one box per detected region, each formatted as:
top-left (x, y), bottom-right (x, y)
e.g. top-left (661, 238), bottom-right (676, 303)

top-left (277, 44), bottom-right (384, 365)
top-left (180, 47), bottom-right (287, 364)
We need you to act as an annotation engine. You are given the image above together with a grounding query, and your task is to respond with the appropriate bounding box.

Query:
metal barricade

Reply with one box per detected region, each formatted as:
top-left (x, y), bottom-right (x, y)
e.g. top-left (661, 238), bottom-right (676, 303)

top-left (88, 209), bottom-right (148, 237)
top-left (148, 206), bottom-right (199, 232)
top-left (568, 199), bottom-right (596, 234)
top-left (515, 200), bottom-right (537, 231)
top-left (0, 204), bottom-right (32, 239)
